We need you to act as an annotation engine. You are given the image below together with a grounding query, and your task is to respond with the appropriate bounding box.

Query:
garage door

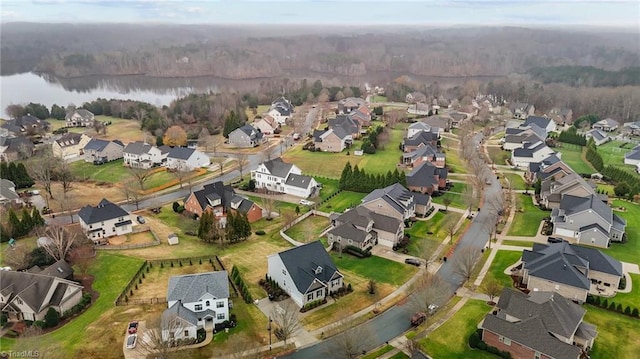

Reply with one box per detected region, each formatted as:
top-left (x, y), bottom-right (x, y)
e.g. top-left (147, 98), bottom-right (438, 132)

top-left (555, 227), bottom-right (574, 238)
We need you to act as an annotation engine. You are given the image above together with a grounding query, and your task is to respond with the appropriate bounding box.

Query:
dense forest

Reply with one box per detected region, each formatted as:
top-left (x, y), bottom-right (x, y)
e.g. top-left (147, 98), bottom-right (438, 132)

top-left (2, 24), bottom-right (638, 81)
top-left (528, 66), bottom-right (640, 87)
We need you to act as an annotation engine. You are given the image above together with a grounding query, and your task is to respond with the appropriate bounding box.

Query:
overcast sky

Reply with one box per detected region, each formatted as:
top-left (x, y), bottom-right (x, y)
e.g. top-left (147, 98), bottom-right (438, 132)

top-left (1, 0), bottom-right (639, 28)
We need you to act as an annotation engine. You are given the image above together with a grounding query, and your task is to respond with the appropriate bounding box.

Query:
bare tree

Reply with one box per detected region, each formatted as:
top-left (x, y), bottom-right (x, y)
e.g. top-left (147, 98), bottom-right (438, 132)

top-left (442, 196), bottom-right (452, 212)
top-left (236, 153), bottom-right (249, 179)
top-left (206, 135), bottom-right (223, 155)
top-left (462, 185), bottom-right (476, 213)
top-left (120, 181), bottom-right (143, 210)
top-left (261, 191), bottom-right (276, 220)
top-left (56, 195), bottom-right (78, 223)
top-left (69, 238), bottom-right (96, 279)
top-left (452, 247), bottom-right (482, 284)
top-left (212, 156), bottom-right (226, 175)
top-left (28, 150), bottom-right (60, 207)
top-left (404, 337), bottom-right (422, 358)
top-left (133, 107), bottom-right (147, 123)
top-left (326, 322), bottom-right (374, 359)
top-left (170, 162), bottom-right (189, 189)
top-left (128, 167), bottom-right (153, 191)
top-left (57, 160), bottom-right (75, 198)
top-left (446, 217), bottom-right (458, 241)
top-left (481, 277), bottom-right (502, 304)
top-left (410, 272), bottom-right (451, 315)
top-left (271, 300), bottom-right (300, 346)
top-left (40, 224), bottom-right (78, 261)
top-left (136, 313), bottom-right (185, 359)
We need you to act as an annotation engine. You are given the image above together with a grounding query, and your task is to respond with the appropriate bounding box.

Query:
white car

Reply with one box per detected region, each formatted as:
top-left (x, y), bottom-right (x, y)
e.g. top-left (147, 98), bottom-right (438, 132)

top-left (299, 199), bottom-right (314, 206)
top-left (126, 334), bottom-right (137, 349)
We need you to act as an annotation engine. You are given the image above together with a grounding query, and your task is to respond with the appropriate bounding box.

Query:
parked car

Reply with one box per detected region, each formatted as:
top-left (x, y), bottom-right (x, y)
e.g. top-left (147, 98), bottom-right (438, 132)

top-left (404, 258), bottom-right (421, 267)
top-left (136, 216), bottom-right (145, 224)
top-left (428, 304), bottom-right (439, 315)
top-left (299, 199), bottom-right (314, 206)
top-left (126, 334), bottom-right (137, 349)
top-left (127, 321), bottom-right (139, 334)
top-left (410, 312), bottom-right (427, 326)
top-left (547, 236), bottom-right (565, 243)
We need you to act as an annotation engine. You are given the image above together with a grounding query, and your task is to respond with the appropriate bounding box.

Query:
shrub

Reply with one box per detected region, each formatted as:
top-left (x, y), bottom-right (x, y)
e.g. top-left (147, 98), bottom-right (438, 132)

top-left (44, 308), bottom-right (60, 328)
top-left (468, 330), bottom-right (481, 348)
top-left (594, 296), bottom-right (601, 307)
top-left (255, 230), bottom-right (266, 235)
top-left (616, 303), bottom-right (623, 313)
top-left (625, 306), bottom-right (632, 316)
top-left (477, 340), bottom-right (487, 350)
top-left (34, 320), bottom-right (46, 328)
top-left (601, 299), bottom-right (608, 308)
top-left (0, 313), bottom-right (7, 326)
top-left (609, 301), bottom-right (616, 311)
top-left (632, 308), bottom-right (639, 317)
top-left (172, 202), bottom-right (180, 212)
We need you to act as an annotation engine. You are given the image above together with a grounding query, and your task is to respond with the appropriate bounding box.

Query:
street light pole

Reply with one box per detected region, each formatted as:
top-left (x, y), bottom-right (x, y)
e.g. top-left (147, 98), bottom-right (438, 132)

top-left (268, 316), bottom-right (272, 352)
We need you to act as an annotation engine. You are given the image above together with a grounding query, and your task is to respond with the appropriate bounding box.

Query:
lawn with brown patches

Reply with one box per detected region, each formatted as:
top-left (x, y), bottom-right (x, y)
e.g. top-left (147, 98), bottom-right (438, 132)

top-left (42, 181), bottom-right (126, 212)
top-left (107, 230), bottom-right (155, 246)
top-left (132, 261), bottom-right (219, 299)
top-left (284, 215), bottom-right (330, 243)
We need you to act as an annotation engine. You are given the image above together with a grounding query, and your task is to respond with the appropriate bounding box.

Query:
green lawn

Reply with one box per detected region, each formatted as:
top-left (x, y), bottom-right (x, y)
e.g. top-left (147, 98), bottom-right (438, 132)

top-left (555, 143), bottom-right (595, 174)
top-left (501, 240), bottom-right (534, 248)
top-left (156, 204), bottom-right (199, 236)
top-left (487, 146), bottom-right (510, 165)
top-left (71, 159), bottom-right (129, 183)
top-left (610, 273), bottom-right (640, 309)
top-left (361, 344), bottom-right (394, 359)
top-left (388, 352), bottom-right (410, 359)
top-left (444, 147), bottom-right (468, 174)
top-left (598, 141), bottom-right (636, 168)
top-left (420, 299), bottom-right (495, 359)
top-left (370, 95), bottom-right (388, 103)
top-left (502, 173), bottom-right (526, 191)
top-left (144, 170), bottom-right (180, 189)
top-left (483, 250), bottom-right (521, 289)
top-left (597, 183), bottom-right (615, 195)
top-left (318, 191), bottom-right (367, 213)
top-left (330, 253), bottom-right (417, 286)
top-left (585, 305), bottom-right (640, 359)
top-left (316, 177), bottom-right (340, 201)
top-left (283, 215), bottom-right (330, 242)
top-left (506, 194), bottom-right (549, 237)
top-left (431, 183), bottom-right (469, 209)
top-left (407, 212), bottom-right (463, 242)
top-left (608, 200), bottom-right (640, 264)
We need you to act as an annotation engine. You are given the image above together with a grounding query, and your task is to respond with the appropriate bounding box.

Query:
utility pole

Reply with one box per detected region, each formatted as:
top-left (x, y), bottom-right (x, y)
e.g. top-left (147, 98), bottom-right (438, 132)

top-left (268, 316), bottom-right (273, 352)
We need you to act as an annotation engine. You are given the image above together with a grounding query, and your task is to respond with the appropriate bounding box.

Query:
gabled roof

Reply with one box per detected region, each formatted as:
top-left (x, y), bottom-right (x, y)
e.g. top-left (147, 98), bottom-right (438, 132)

top-left (335, 205), bottom-right (401, 234)
top-left (234, 124), bottom-right (263, 140)
top-left (421, 115), bottom-right (450, 129)
top-left (54, 133), bottom-right (84, 148)
top-left (408, 122), bottom-right (432, 132)
top-left (524, 116), bottom-right (553, 129)
top-left (190, 181), bottom-right (234, 211)
top-left (167, 271), bottom-right (230, 303)
top-left (513, 141), bottom-right (549, 158)
top-left (275, 241), bottom-right (341, 295)
top-left (362, 183), bottom-right (415, 215)
top-left (163, 301), bottom-right (199, 327)
top-left (66, 108), bottom-right (94, 121)
top-left (403, 143), bottom-right (443, 161)
top-left (77, 198), bottom-right (129, 224)
top-left (586, 129), bottom-right (607, 142)
top-left (0, 136), bottom-right (35, 153)
top-left (0, 179), bottom-right (19, 201)
top-left (167, 146), bottom-right (195, 160)
top-left (285, 173), bottom-right (315, 189)
top-left (328, 115), bottom-right (359, 135)
top-left (260, 158), bottom-right (293, 178)
top-left (624, 149), bottom-right (640, 160)
top-left (558, 194), bottom-right (612, 224)
top-left (0, 270), bottom-right (82, 314)
top-left (329, 223), bottom-right (369, 243)
top-left (123, 141), bottom-right (155, 155)
top-left (39, 259), bottom-right (74, 279)
top-left (403, 131), bottom-right (439, 147)
top-left (83, 138), bottom-right (111, 152)
top-left (595, 118), bottom-right (619, 128)
top-left (406, 162), bottom-right (448, 188)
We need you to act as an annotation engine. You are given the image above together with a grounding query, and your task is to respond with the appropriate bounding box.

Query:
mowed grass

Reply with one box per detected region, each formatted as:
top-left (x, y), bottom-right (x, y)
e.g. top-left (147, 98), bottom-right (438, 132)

top-left (483, 250), bottom-right (521, 289)
top-left (318, 191), bottom-right (367, 212)
top-left (555, 143), bottom-right (595, 174)
top-left (50, 116), bottom-right (147, 143)
top-left (131, 261), bottom-right (220, 299)
top-left (316, 177), bottom-right (340, 201)
top-left (608, 200), bottom-right (640, 264)
top-left (330, 253), bottom-right (417, 286)
top-left (585, 305), bottom-right (640, 359)
top-left (610, 273), bottom-right (640, 309)
top-left (431, 182), bottom-right (469, 209)
top-left (405, 212), bottom-right (463, 258)
top-left (501, 240), bottom-right (535, 248)
top-left (507, 194), bottom-right (549, 237)
top-left (502, 173), bottom-right (526, 191)
top-left (284, 215), bottom-right (330, 243)
top-left (487, 146), bottom-right (510, 165)
top-left (420, 299), bottom-right (494, 359)
top-left (598, 140), bottom-right (637, 169)
top-left (71, 159), bottom-right (129, 182)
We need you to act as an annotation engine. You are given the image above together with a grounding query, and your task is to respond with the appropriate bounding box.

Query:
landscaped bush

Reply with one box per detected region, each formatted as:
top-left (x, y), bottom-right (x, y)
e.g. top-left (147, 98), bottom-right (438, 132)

top-left (0, 313), bottom-right (7, 326)
top-left (468, 330), bottom-right (512, 359)
top-left (231, 266), bottom-right (253, 304)
top-left (343, 245), bottom-right (372, 258)
top-left (255, 230), bottom-right (266, 235)
top-left (44, 308), bottom-right (60, 328)
top-left (300, 298), bottom-right (327, 313)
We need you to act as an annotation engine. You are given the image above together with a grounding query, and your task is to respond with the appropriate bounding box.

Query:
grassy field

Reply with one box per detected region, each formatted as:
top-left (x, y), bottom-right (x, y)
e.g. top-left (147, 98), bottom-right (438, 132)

top-left (330, 253), bottom-right (417, 286)
top-left (420, 299), bottom-right (494, 359)
top-left (444, 147), bottom-right (468, 174)
top-left (501, 240), bottom-right (534, 248)
top-left (482, 250), bottom-right (521, 289)
top-left (502, 173), bottom-right (526, 191)
top-left (610, 274), bottom-right (640, 309)
top-left (284, 215), bottom-right (330, 243)
top-left (556, 143), bottom-right (595, 174)
top-left (407, 212), bottom-right (463, 242)
top-left (608, 200), bottom-right (640, 264)
top-left (245, 104), bottom-right (271, 121)
top-left (506, 194), bottom-right (549, 237)
top-left (362, 345), bottom-right (395, 359)
top-left (598, 141), bottom-right (636, 168)
top-left (71, 159), bottom-right (129, 182)
top-left (431, 183), bottom-right (469, 209)
top-left (282, 123), bottom-right (407, 178)
top-left (487, 146), bottom-right (510, 165)
top-left (316, 177), bottom-right (340, 201)
top-left (318, 191), bottom-right (367, 213)
top-left (585, 305), bottom-right (640, 359)
top-left (370, 95), bottom-right (388, 103)
top-left (597, 183), bottom-right (615, 195)
top-left (51, 116), bottom-right (148, 144)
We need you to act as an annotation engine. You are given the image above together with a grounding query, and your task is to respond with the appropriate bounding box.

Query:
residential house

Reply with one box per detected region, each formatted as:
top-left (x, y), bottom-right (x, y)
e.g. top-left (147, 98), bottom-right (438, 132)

top-left (1, 269), bottom-right (83, 322)
top-left (166, 147), bottom-right (210, 171)
top-left (328, 205), bottom-right (403, 249)
top-left (508, 102), bottom-right (535, 119)
top-left (123, 141), bottom-right (163, 169)
top-left (592, 118), bottom-right (619, 132)
top-left (328, 115), bottom-right (361, 138)
top-left (584, 129), bottom-right (609, 146)
top-left (0, 115), bottom-right (50, 137)
top-left (480, 288), bottom-right (596, 359)
top-left (164, 271), bottom-right (230, 340)
top-left (0, 179), bottom-right (23, 206)
top-left (407, 122), bottom-right (435, 138)
top-left (448, 112), bottom-right (466, 128)
top-left (65, 109), bottom-right (95, 128)
top-left (184, 181), bottom-right (263, 223)
top-left (540, 172), bottom-right (599, 209)
top-left (406, 162), bottom-right (448, 195)
top-left (228, 125), bottom-right (265, 148)
top-left (511, 141), bottom-right (557, 169)
top-left (252, 116), bottom-right (280, 135)
top-left (549, 107), bottom-right (574, 126)
top-left (349, 105), bottom-right (372, 128)
top-left (551, 194), bottom-right (626, 248)
top-left (402, 144), bottom-right (445, 168)
top-left (361, 183), bottom-right (416, 221)
top-left (0, 136), bottom-right (35, 162)
top-left (526, 156), bottom-right (571, 183)
top-left (623, 145), bottom-right (640, 167)
top-left (251, 158), bottom-right (319, 198)
top-left (338, 97), bottom-right (366, 114)
top-left (313, 127), bottom-right (351, 153)
top-left (401, 131), bottom-right (439, 153)
top-left (406, 92), bottom-right (427, 103)
top-left (267, 241), bottom-right (344, 308)
top-left (521, 242), bottom-right (623, 302)
top-left (501, 124), bottom-right (547, 151)
top-left (26, 259), bottom-right (74, 281)
top-left (524, 116), bottom-right (557, 133)
top-left (622, 121), bottom-right (640, 136)
top-left (421, 115), bottom-right (451, 132)
top-left (52, 133), bottom-right (91, 160)
top-left (413, 192), bottom-right (432, 217)
top-left (267, 97), bottom-right (294, 125)
top-left (77, 198), bottom-right (133, 243)
top-left (83, 138), bottom-right (124, 163)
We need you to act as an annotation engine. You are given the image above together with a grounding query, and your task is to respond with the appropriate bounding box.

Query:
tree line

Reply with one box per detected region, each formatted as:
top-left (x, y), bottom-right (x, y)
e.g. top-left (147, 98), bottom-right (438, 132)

top-left (528, 66), bottom-right (640, 87)
top-left (0, 162), bottom-right (34, 188)
top-left (339, 162), bottom-right (406, 193)
top-left (197, 210), bottom-right (251, 243)
top-left (558, 127), bottom-right (586, 146)
top-left (1, 207), bottom-right (46, 242)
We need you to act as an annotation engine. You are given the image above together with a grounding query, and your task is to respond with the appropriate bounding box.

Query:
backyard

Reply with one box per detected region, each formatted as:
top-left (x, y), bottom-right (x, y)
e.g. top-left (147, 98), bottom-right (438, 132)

top-left (501, 172), bottom-right (526, 191)
top-left (283, 215), bottom-right (330, 243)
top-left (555, 143), bottom-right (595, 174)
top-left (420, 299), bottom-right (494, 359)
top-left (608, 200), bottom-right (640, 264)
top-left (585, 305), bottom-right (640, 359)
top-left (50, 116), bottom-right (148, 144)
top-left (482, 249), bottom-right (522, 289)
top-left (487, 146), bottom-right (510, 166)
top-left (318, 191), bottom-right (367, 213)
top-left (506, 194), bottom-right (549, 237)
top-left (430, 182), bottom-right (469, 209)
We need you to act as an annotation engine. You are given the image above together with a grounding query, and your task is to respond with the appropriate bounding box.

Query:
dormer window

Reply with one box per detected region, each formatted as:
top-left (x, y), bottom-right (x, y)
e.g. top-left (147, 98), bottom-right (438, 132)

top-left (314, 266), bottom-right (323, 275)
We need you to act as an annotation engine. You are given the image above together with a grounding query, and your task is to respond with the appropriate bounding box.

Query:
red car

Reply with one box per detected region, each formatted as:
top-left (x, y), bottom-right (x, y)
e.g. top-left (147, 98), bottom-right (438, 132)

top-left (127, 321), bottom-right (139, 334)
top-left (410, 312), bottom-right (426, 326)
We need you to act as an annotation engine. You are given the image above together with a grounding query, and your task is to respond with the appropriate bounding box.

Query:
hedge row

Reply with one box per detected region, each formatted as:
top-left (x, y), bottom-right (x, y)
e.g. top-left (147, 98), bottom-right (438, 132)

top-left (231, 266), bottom-right (253, 304)
top-left (586, 295), bottom-right (640, 318)
top-left (469, 330), bottom-right (512, 359)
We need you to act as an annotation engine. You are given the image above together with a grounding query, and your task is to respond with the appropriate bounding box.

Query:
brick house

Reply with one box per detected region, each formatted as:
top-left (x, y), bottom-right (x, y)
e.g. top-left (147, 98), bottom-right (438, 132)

top-left (183, 181), bottom-right (262, 223)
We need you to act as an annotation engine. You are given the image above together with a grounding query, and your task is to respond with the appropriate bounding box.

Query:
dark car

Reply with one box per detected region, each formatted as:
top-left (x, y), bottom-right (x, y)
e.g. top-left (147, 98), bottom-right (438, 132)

top-left (404, 258), bottom-right (421, 267)
top-left (136, 216), bottom-right (145, 224)
top-left (411, 312), bottom-right (427, 326)
top-left (127, 321), bottom-right (138, 334)
top-left (547, 236), bottom-right (565, 243)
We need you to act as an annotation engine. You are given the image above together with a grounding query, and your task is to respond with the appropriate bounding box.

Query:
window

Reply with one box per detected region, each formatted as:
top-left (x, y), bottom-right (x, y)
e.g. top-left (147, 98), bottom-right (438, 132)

top-left (217, 301), bottom-right (224, 308)
top-left (282, 269), bottom-right (287, 276)
top-left (307, 293), bottom-right (313, 301)
top-left (217, 313), bottom-right (225, 320)
top-left (534, 352), bottom-right (541, 359)
top-left (503, 337), bottom-right (511, 346)
top-left (195, 304), bottom-right (203, 311)
top-left (554, 284), bottom-right (560, 290)
top-left (316, 289), bottom-right (323, 297)
top-left (206, 301), bottom-right (210, 307)
top-left (184, 330), bottom-right (189, 337)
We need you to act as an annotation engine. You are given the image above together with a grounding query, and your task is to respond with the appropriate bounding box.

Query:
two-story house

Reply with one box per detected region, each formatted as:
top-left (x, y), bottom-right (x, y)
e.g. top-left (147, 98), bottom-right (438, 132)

top-left (52, 133), bottom-right (91, 160)
top-left (361, 183), bottom-right (416, 221)
top-left (183, 181), bottom-right (263, 223)
top-left (328, 115), bottom-right (361, 139)
top-left (267, 97), bottom-right (294, 125)
top-left (65, 109), bottom-right (95, 128)
top-left (0, 115), bottom-right (50, 137)
top-left (401, 131), bottom-right (439, 153)
top-left (77, 198), bottom-right (132, 243)
top-left (551, 194), bottom-right (626, 248)
top-left (501, 124), bottom-right (547, 151)
top-left (0, 136), bottom-right (35, 162)
top-left (540, 172), bottom-right (599, 209)
top-left (328, 205), bottom-right (403, 249)
top-left (267, 241), bottom-right (343, 308)
top-left (82, 138), bottom-right (124, 163)
top-left (252, 115), bottom-right (280, 135)
top-left (123, 141), bottom-right (163, 169)
top-left (164, 271), bottom-right (230, 340)
top-left (313, 127), bottom-right (352, 152)
top-left (228, 125), bottom-right (265, 148)
top-left (511, 141), bottom-right (558, 169)
top-left (592, 118), bottom-right (619, 132)
top-left (165, 147), bottom-right (210, 171)
top-left (402, 143), bottom-right (445, 168)
top-left (508, 102), bottom-right (535, 119)
top-left (524, 115), bottom-right (557, 133)
top-left (406, 162), bottom-right (448, 195)
top-left (251, 158), bottom-right (319, 198)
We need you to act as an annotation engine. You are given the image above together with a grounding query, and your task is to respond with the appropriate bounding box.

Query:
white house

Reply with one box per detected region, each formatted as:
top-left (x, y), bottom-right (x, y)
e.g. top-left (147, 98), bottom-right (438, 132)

top-left (65, 108), bottom-right (95, 128)
top-left (251, 158), bottom-right (319, 198)
top-left (162, 271), bottom-right (230, 341)
top-left (585, 129), bottom-right (609, 146)
top-left (165, 147), bottom-right (210, 171)
top-left (123, 141), bottom-right (163, 169)
top-left (406, 122), bottom-right (435, 138)
top-left (623, 145), bottom-right (640, 166)
top-left (252, 115), bottom-right (280, 135)
top-left (524, 116), bottom-right (556, 133)
top-left (511, 142), bottom-right (558, 169)
top-left (77, 198), bottom-right (132, 243)
top-left (267, 241), bottom-right (343, 308)
top-left (592, 118), bottom-right (619, 132)
top-left (267, 97), bottom-right (294, 125)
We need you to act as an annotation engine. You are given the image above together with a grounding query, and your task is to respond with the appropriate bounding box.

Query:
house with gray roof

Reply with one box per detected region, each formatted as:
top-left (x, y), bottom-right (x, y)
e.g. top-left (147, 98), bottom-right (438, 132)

top-left (165, 147), bottom-right (210, 171)
top-left (1, 269), bottom-right (83, 322)
top-left (0, 179), bottom-right (23, 206)
top-left (592, 118), bottom-right (619, 132)
top-left (480, 288), bottom-right (596, 359)
top-left (401, 131), bottom-right (439, 153)
top-left (77, 198), bottom-right (132, 243)
top-left (584, 129), bottom-right (609, 146)
top-left (501, 123), bottom-right (548, 151)
top-left (406, 162), bottom-right (448, 195)
top-left (328, 115), bottom-right (361, 138)
top-left (313, 125), bottom-right (352, 153)
top-left (0, 136), bottom-right (35, 162)
top-left (251, 158), bottom-right (319, 198)
top-left (123, 141), bottom-right (163, 169)
top-left (402, 143), bottom-right (445, 168)
top-left (82, 138), bottom-right (124, 163)
top-left (551, 194), bottom-right (626, 248)
top-left (328, 205), bottom-right (403, 249)
top-left (406, 121), bottom-right (434, 138)
top-left (521, 242), bottom-right (623, 303)
top-left (184, 181), bottom-right (263, 223)
top-left (164, 271), bottom-right (230, 339)
top-left (65, 108), bottom-right (95, 128)
top-left (540, 172), bottom-right (600, 209)
top-left (267, 241), bottom-right (344, 308)
top-left (0, 115), bottom-right (50, 137)
top-left (228, 124), bottom-right (265, 148)
top-left (511, 141), bottom-right (557, 169)
top-left (361, 183), bottom-right (416, 221)
top-left (623, 144), bottom-right (640, 169)
top-left (52, 133), bottom-right (91, 160)
top-left (267, 97), bottom-right (294, 125)
top-left (524, 115), bottom-right (556, 133)
top-left (508, 102), bottom-right (535, 119)
top-left (338, 97), bottom-right (366, 114)
top-left (421, 115), bottom-right (451, 132)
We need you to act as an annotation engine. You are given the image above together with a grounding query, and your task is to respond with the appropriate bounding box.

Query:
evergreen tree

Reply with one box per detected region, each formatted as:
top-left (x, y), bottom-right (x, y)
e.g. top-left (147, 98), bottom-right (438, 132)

top-left (31, 207), bottom-right (45, 227)
top-left (20, 208), bottom-right (33, 236)
top-left (398, 170), bottom-right (407, 187)
top-left (352, 165), bottom-right (361, 191)
top-left (198, 211), bottom-right (213, 240)
top-left (16, 163), bottom-right (34, 188)
top-left (222, 111), bottom-right (243, 138)
top-left (339, 162), bottom-right (353, 190)
top-left (7, 209), bottom-right (22, 238)
top-left (385, 170), bottom-right (394, 187)
top-left (239, 212), bottom-right (251, 241)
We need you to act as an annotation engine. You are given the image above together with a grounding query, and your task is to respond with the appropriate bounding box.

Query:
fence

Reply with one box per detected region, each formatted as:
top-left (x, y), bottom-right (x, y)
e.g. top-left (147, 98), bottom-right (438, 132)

top-left (97, 229), bottom-right (161, 251)
top-left (215, 256), bottom-right (239, 298)
top-left (280, 210), bottom-right (332, 247)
